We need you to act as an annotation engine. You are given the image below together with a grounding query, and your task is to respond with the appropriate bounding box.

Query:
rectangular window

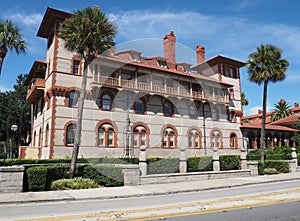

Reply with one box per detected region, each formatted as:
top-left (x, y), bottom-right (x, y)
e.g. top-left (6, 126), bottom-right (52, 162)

top-left (73, 60), bottom-right (80, 75)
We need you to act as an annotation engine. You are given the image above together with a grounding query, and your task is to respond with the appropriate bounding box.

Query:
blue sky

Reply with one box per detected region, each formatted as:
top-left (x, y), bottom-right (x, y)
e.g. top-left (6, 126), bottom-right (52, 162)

top-left (0, 0), bottom-right (300, 116)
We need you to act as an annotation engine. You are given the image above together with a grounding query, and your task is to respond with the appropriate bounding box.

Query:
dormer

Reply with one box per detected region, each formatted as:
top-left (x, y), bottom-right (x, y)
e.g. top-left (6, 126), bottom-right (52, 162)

top-left (143, 56), bottom-right (168, 69)
top-left (177, 62), bottom-right (192, 73)
top-left (113, 50), bottom-right (142, 62)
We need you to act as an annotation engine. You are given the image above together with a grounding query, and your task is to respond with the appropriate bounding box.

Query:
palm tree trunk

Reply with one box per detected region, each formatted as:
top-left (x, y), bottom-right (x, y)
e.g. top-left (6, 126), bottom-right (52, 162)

top-left (260, 79), bottom-right (268, 163)
top-left (69, 59), bottom-right (89, 178)
top-left (0, 46), bottom-right (8, 76)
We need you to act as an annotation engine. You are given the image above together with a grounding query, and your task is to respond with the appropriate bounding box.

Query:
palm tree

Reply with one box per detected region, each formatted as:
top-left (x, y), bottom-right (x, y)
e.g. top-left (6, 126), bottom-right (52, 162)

top-left (247, 44), bottom-right (289, 163)
top-left (0, 20), bottom-right (27, 75)
top-left (271, 100), bottom-right (293, 122)
top-left (59, 7), bottom-right (116, 178)
top-left (241, 92), bottom-right (249, 106)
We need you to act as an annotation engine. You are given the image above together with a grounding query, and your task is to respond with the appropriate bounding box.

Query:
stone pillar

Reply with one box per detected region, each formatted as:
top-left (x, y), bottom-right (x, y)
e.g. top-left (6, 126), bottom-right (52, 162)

top-left (291, 147), bottom-right (298, 168)
top-left (139, 145), bottom-right (147, 176)
top-left (240, 147), bottom-right (248, 170)
top-left (0, 166), bottom-right (25, 192)
top-left (179, 146), bottom-right (187, 173)
top-left (213, 147), bottom-right (220, 171)
top-left (121, 165), bottom-right (140, 186)
top-left (247, 162), bottom-right (258, 176)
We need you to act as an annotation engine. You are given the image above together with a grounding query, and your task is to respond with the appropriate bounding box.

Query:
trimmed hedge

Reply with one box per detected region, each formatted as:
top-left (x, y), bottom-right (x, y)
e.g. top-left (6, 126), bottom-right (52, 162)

top-left (26, 165), bottom-right (69, 191)
top-left (147, 158), bottom-right (179, 174)
top-left (83, 165), bottom-right (123, 187)
top-left (220, 155), bottom-right (240, 171)
top-left (247, 146), bottom-right (294, 161)
top-left (258, 160), bottom-right (289, 175)
top-left (187, 157), bottom-right (213, 172)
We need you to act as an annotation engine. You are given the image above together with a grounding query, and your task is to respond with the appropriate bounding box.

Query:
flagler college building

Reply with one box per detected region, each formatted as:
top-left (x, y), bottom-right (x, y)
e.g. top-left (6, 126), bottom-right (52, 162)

top-left (20, 7), bottom-right (246, 159)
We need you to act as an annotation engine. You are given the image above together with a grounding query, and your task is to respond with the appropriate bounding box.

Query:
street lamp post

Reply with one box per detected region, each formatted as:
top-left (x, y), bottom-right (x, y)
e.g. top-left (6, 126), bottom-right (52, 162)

top-left (10, 124), bottom-right (18, 158)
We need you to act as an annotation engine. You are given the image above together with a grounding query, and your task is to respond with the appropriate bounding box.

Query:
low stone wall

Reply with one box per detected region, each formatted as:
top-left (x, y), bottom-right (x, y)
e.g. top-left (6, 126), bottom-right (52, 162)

top-left (140, 170), bottom-right (251, 185)
top-left (0, 166), bottom-right (24, 193)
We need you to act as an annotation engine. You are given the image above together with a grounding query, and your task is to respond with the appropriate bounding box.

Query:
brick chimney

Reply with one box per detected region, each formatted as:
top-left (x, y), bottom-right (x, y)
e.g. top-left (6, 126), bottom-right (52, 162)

top-left (196, 44), bottom-right (205, 64)
top-left (295, 102), bottom-right (299, 107)
top-left (258, 109), bottom-right (262, 114)
top-left (163, 31), bottom-right (176, 64)
top-left (93, 5), bottom-right (99, 11)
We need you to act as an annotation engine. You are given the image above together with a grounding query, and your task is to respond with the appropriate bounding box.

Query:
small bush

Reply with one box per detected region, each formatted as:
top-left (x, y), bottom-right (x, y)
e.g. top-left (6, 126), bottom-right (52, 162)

top-left (83, 165), bottom-right (123, 187)
top-left (220, 155), bottom-right (240, 171)
top-left (26, 165), bottom-right (69, 191)
top-left (264, 160), bottom-right (289, 173)
top-left (187, 157), bottom-right (213, 172)
top-left (263, 168), bottom-right (279, 175)
top-left (258, 162), bottom-right (265, 175)
top-left (51, 177), bottom-right (98, 190)
top-left (147, 158), bottom-right (179, 174)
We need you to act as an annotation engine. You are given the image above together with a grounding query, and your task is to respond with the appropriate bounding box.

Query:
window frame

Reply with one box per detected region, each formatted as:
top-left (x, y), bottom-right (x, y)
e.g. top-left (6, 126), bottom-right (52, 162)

top-left (66, 124), bottom-right (76, 146)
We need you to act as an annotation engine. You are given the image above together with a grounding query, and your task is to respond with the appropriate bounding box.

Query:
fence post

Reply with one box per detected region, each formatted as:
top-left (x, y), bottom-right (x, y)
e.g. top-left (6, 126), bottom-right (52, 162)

top-left (139, 145), bottom-right (147, 176)
top-left (240, 147), bottom-right (248, 170)
top-left (291, 147), bottom-right (298, 167)
top-left (179, 146), bottom-right (187, 173)
top-left (213, 147), bottom-right (220, 171)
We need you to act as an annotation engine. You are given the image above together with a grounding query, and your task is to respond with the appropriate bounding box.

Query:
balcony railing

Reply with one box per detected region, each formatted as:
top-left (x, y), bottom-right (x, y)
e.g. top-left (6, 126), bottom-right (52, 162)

top-left (91, 75), bottom-right (228, 103)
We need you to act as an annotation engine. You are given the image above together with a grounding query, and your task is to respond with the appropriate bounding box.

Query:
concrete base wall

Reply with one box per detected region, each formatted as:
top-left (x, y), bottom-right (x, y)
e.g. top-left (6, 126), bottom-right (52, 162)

top-left (0, 166), bottom-right (24, 193)
top-left (140, 170), bottom-right (251, 185)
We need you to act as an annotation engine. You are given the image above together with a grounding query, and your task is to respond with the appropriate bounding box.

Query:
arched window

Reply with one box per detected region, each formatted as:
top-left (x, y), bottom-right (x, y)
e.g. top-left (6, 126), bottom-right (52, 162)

top-left (203, 103), bottom-right (211, 118)
top-left (45, 124), bottom-right (49, 147)
top-left (69, 90), bottom-right (79, 107)
top-left (189, 104), bottom-right (197, 119)
top-left (211, 130), bottom-right (221, 148)
top-left (189, 129), bottom-right (202, 148)
top-left (38, 128), bottom-right (42, 147)
top-left (102, 94), bottom-right (112, 111)
top-left (230, 133), bottom-right (238, 148)
top-left (212, 107), bottom-right (219, 121)
top-left (66, 124), bottom-right (76, 145)
top-left (162, 127), bottom-right (177, 148)
top-left (163, 101), bottom-right (173, 117)
top-left (133, 126), bottom-right (147, 147)
top-left (98, 123), bottom-right (115, 147)
top-left (135, 98), bottom-right (145, 114)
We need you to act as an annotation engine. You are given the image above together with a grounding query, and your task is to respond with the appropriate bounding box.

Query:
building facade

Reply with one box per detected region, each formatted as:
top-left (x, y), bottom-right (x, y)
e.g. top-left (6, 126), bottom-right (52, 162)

top-left (21, 7), bottom-right (245, 159)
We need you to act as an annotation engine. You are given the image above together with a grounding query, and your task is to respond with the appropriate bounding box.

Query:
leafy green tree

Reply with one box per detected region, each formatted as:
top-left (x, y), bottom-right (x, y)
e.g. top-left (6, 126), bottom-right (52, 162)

top-left (241, 92), bottom-right (249, 106)
top-left (0, 74), bottom-right (30, 158)
top-left (271, 100), bottom-right (293, 122)
top-left (290, 119), bottom-right (300, 146)
top-left (247, 44), bottom-right (289, 162)
top-left (59, 7), bottom-right (116, 178)
top-left (0, 20), bottom-right (27, 75)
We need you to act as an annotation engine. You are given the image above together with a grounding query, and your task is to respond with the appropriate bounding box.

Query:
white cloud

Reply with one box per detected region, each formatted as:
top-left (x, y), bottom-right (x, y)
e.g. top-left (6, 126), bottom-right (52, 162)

top-left (7, 13), bottom-right (43, 27)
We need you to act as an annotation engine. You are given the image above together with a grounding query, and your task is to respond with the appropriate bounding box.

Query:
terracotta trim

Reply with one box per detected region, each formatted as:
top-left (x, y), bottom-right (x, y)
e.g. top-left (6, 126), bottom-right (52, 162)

top-left (209, 127), bottom-right (223, 148)
top-left (160, 124), bottom-right (178, 148)
top-left (186, 126), bottom-right (202, 148)
top-left (95, 119), bottom-right (119, 147)
top-left (131, 121), bottom-right (151, 148)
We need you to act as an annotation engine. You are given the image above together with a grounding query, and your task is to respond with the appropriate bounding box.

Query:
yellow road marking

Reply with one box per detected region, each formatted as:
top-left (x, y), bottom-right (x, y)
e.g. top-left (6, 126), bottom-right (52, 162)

top-left (15, 188), bottom-right (300, 221)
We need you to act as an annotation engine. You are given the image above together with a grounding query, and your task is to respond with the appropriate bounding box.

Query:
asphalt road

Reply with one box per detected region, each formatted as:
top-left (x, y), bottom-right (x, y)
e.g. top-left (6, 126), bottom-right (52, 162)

top-left (1, 179), bottom-right (300, 221)
top-left (156, 201), bottom-right (300, 221)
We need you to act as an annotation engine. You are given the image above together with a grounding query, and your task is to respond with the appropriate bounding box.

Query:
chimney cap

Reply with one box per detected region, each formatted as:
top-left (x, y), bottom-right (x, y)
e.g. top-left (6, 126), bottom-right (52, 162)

top-left (93, 5), bottom-right (99, 11)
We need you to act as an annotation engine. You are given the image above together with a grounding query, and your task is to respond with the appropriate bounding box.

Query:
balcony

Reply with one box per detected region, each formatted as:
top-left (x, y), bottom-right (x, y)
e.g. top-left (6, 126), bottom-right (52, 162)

top-left (26, 79), bottom-right (45, 103)
top-left (91, 76), bottom-right (229, 104)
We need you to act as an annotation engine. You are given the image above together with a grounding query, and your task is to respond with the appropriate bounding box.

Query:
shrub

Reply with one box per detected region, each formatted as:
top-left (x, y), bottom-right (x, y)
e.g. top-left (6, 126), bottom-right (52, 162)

top-left (263, 168), bottom-right (279, 175)
top-left (83, 165), bottom-right (123, 187)
top-left (51, 177), bottom-right (98, 190)
top-left (258, 162), bottom-right (265, 175)
top-left (147, 158), bottom-right (179, 174)
top-left (187, 157), bottom-right (213, 172)
top-left (220, 155), bottom-right (240, 171)
top-left (264, 160), bottom-right (289, 173)
top-left (26, 165), bottom-right (69, 191)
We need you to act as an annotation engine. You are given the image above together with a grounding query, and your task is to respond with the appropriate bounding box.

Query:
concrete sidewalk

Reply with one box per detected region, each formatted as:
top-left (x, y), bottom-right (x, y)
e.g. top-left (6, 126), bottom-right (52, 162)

top-left (1, 172), bottom-right (300, 204)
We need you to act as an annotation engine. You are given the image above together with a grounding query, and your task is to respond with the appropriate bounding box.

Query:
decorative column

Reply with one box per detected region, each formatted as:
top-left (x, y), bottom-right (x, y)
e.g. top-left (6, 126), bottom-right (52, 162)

top-left (179, 146), bottom-right (187, 173)
top-left (254, 138), bottom-right (257, 149)
top-left (139, 145), bottom-right (147, 176)
top-left (291, 147), bottom-right (298, 168)
top-left (213, 147), bottom-right (220, 171)
top-left (240, 147), bottom-right (248, 170)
